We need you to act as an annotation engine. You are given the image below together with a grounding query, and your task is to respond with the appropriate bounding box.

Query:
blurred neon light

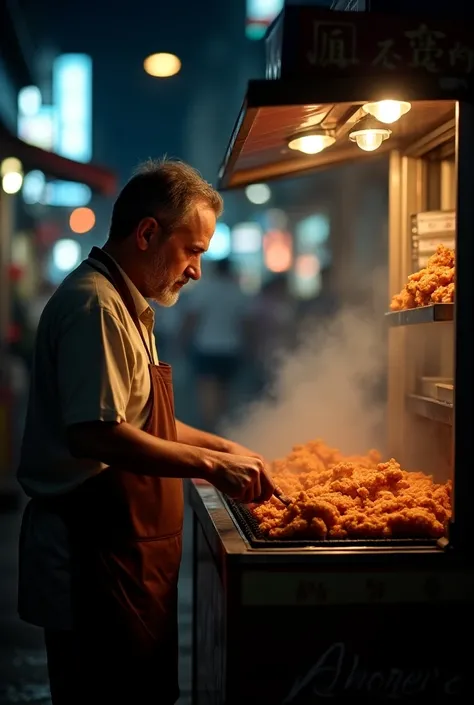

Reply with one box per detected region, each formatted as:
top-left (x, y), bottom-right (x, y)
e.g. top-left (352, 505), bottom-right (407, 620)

top-left (53, 239), bottom-right (82, 272)
top-left (205, 222), bottom-right (231, 260)
top-left (18, 106), bottom-right (55, 151)
top-left (18, 86), bottom-right (42, 116)
top-left (53, 54), bottom-right (92, 162)
top-left (232, 222), bottom-right (262, 254)
top-left (263, 230), bottom-right (292, 272)
top-left (246, 1), bottom-right (284, 39)
top-left (245, 183), bottom-right (271, 204)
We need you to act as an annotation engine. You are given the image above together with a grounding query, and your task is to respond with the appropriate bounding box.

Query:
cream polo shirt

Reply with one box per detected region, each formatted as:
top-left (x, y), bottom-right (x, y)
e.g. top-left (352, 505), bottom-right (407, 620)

top-left (17, 252), bottom-right (159, 498)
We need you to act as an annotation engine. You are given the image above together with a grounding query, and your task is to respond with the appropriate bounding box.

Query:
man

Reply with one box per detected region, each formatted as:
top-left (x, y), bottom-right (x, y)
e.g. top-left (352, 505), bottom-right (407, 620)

top-left (17, 158), bottom-right (275, 705)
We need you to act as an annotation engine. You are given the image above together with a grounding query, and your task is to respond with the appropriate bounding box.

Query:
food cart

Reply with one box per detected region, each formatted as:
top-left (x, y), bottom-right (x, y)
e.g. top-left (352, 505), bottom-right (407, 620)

top-left (189, 5), bottom-right (474, 704)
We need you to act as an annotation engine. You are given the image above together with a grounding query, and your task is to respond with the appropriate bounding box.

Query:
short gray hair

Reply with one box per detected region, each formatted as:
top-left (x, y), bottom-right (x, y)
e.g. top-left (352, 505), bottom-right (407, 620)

top-left (109, 157), bottom-right (224, 240)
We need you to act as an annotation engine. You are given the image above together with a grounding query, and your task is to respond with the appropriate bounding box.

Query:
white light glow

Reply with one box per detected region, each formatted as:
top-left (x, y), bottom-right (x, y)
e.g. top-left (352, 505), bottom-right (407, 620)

top-left (18, 106), bottom-right (56, 151)
top-left (232, 222), bottom-right (262, 255)
top-left (245, 183), bottom-right (271, 205)
top-left (362, 100), bottom-right (411, 124)
top-left (1, 157), bottom-right (23, 177)
top-left (144, 53), bottom-right (181, 77)
top-left (349, 127), bottom-right (391, 152)
top-left (18, 86), bottom-right (42, 116)
top-left (2, 172), bottom-right (23, 194)
top-left (288, 134), bottom-right (335, 155)
top-left (206, 222), bottom-right (231, 260)
top-left (52, 239), bottom-right (82, 272)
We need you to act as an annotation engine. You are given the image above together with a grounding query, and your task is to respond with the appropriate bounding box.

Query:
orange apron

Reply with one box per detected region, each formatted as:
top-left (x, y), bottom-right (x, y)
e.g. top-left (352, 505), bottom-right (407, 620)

top-left (57, 247), bottom-right (183, 703)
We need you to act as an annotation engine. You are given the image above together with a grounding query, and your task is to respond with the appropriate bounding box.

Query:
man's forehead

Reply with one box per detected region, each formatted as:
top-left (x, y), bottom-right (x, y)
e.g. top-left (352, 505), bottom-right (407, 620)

top-left (186, 203), bottom-right (216, 236)
top-left (192, 202), bottom-right (216, 223)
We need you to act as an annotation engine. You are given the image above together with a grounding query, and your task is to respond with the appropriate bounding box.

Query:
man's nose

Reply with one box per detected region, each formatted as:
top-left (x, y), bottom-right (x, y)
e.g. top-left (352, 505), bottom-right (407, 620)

top-left (186, 264), bottom-right (201, 281)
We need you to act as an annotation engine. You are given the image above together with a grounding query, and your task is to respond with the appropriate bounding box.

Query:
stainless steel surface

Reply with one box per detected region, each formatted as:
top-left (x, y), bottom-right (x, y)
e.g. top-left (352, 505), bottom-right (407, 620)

top-left (188, 481), bottom-right (449, 565)
top-left (407, 394), bottom-right (453, 426)
top-left (385, 303), bottom-right (454, 326)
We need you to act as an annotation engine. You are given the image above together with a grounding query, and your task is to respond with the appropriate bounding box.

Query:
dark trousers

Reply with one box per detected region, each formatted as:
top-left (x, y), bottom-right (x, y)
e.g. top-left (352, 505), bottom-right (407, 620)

top-left (44, 629), bottom-right (178, 705)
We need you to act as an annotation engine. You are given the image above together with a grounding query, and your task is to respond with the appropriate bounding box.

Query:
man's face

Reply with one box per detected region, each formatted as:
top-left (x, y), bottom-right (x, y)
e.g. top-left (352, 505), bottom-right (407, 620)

top-left (144, 201), bottom-right (216, 306)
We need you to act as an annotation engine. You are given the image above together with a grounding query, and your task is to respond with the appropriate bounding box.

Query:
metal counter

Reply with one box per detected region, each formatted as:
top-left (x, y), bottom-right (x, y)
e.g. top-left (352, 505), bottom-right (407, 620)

top-left (188, 480), bottom-right (473, 705)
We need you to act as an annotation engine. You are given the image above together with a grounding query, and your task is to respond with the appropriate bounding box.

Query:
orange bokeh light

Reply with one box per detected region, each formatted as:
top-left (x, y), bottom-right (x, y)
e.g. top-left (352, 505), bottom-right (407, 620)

top-left (263, 229), bottom-right (292, 273)
top-left (69, 207), bottom-right (95, 234)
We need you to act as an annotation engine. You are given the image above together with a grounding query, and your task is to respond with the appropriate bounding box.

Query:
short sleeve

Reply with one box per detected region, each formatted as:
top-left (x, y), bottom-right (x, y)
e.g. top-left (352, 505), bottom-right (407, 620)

top-left (57, 305), bottom-right (136, 427)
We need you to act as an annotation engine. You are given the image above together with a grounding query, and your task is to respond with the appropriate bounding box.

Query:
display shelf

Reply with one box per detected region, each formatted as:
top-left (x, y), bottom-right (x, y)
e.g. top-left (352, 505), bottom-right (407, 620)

top-left (385, 304), bottom-right (454, 326)
top-left (407, 394), bottom-right (453, 425)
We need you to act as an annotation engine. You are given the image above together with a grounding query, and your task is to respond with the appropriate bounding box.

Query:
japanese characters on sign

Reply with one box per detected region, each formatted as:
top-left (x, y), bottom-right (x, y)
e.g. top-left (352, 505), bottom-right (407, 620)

top-left (306, 20), bottom-right (474, 74)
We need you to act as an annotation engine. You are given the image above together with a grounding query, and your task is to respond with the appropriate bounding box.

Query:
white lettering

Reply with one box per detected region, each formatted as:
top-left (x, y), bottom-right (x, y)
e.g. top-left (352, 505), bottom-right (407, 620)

top-left (445, 675), bottom-right (461, 696)
top-left (283, 641), bottom-right (461, 703)
top-left (283, 642), bottom-right (344, 701)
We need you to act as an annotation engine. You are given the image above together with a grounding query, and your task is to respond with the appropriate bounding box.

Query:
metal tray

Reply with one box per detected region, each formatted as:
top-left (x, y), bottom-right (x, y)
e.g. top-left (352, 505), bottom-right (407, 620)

top-left (223, 497), bottom-right (439, 549)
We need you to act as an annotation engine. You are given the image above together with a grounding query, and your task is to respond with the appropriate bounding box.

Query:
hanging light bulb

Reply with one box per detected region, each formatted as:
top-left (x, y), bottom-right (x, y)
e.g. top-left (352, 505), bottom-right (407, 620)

top-left (362, 100), bottom-right (411, 124)
top-left (288, 131), bottom-right (336, 155)
top-left (349, 116), bottom-right (391, 152)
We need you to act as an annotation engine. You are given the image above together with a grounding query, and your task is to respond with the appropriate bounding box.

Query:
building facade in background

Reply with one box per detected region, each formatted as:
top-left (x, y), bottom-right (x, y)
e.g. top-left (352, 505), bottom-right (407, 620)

top-left (0, 0), bottom-right (115, 499)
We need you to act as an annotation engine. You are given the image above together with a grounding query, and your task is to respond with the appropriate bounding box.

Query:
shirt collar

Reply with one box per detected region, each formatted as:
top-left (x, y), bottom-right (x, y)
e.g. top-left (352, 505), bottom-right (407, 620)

top-left (87, 252), bottom-right (153, 322)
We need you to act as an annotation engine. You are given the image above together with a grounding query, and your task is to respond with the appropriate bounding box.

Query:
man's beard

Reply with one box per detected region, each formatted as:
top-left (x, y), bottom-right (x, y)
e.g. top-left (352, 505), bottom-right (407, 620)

top-left (146, 248), bottom-right (187, 307)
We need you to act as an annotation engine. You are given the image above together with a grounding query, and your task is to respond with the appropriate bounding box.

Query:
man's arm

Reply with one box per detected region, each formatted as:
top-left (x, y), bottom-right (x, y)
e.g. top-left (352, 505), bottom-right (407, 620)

top-left (67, 420), bottom-right (274, 502)
top-left (175, 420), bottom-right (263, 460)
top-left (175, 420), bottom-right (232, 453)
top-left (67, 421), bottom-right (215, 479)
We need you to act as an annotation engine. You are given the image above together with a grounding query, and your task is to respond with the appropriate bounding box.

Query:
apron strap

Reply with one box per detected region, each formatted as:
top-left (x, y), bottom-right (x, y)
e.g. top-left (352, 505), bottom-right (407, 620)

top-left (87, 246), bottom-right (154, 366)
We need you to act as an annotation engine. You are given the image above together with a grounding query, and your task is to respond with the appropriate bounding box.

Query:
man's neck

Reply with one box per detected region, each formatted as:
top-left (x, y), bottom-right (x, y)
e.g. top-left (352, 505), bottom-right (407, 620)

top-left (102, 240), bottom-right (144, 294)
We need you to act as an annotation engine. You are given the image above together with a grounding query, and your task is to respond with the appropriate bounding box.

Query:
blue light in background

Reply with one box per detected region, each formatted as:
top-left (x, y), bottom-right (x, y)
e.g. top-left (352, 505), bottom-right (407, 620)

top-left (296, 214), bottom-right (330, 248)
top-left (53, 54), bottom-right (92, 163)
top-left (246, 0), bottom-right (284, 40)
top-left (205, 222), bottom-right (231, 260)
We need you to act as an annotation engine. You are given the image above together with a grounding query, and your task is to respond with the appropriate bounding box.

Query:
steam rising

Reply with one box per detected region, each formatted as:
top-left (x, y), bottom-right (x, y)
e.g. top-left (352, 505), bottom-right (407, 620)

top-left (224, 302), bottom-right (387, 462)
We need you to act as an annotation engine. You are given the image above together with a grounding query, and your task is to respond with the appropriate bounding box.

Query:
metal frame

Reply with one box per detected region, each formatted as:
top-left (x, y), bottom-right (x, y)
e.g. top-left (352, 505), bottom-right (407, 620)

top-left (387, 101), bottom-right (474, 561)
top-left (452, 102), bottom-right (474, 557)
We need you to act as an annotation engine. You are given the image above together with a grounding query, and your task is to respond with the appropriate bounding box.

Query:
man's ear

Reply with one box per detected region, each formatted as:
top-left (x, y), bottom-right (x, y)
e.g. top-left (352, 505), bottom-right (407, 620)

top-left (136, 217), bottom-right (159, 251)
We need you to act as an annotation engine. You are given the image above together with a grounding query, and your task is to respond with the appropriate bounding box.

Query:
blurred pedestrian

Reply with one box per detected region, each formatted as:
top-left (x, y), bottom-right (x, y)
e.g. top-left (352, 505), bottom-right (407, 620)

top-left (183, 257), bottom-right (251, 431)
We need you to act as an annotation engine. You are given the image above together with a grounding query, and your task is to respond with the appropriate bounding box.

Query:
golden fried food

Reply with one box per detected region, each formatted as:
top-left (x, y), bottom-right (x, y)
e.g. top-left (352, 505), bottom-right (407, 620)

top-left (390, 245), bottom-right (455, 311)
top-left (252, 439), bottom-right (451, 540)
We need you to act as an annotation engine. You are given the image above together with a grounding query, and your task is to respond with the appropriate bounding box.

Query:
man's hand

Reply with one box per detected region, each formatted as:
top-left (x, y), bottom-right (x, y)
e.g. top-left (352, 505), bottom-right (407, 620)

top-left (221, 441), bottom-right (275, 503)
top-left (224, 440), bottom-right (264, 462)
top-left (205, 451), bottom-right (275, 504)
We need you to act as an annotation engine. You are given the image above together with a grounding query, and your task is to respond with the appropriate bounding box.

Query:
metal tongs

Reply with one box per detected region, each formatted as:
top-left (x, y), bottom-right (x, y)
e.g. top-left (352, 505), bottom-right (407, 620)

top-left (273, 488), bottom-right (292, 507)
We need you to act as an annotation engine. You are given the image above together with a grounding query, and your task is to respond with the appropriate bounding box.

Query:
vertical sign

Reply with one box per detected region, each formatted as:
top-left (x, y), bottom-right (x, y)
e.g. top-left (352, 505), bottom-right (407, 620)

top-left (53, 54), bottom-right (92, 163)
top-left (246, 0), bottom-right (285, 39)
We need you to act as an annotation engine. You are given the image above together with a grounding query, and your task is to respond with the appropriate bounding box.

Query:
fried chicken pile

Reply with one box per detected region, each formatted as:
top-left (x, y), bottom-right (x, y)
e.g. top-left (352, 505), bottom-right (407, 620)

top-left (252, 440), bottom-right (451, 540)
top-left (390, 245), bottom-right (455, 311)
